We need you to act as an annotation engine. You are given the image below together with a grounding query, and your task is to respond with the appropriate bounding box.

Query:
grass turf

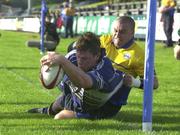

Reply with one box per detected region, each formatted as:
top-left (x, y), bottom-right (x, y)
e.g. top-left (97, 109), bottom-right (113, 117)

top-left (0, 30), bottom-right (180, 135)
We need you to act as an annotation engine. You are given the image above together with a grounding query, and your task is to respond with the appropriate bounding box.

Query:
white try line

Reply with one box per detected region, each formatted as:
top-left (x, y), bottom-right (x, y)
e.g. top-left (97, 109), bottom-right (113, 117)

top-left (0, 64), bottom-right (57, 97)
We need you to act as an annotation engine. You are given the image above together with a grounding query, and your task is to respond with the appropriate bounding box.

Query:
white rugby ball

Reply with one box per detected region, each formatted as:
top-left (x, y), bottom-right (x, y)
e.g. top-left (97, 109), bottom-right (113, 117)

top-left (40, 65), bottom-right (64, 89)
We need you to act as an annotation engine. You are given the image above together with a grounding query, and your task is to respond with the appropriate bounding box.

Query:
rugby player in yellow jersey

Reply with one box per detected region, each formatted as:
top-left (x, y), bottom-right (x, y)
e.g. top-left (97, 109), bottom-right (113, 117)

top-left (100, 16), bottom-right (159, 89)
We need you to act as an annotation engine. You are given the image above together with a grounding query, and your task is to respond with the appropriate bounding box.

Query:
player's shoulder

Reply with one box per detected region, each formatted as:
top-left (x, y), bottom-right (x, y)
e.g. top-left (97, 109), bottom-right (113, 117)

top-left (100, 34), bottom-right (112, 45)
top-left (65, 49), bottom-right (76, 58)
top-left (65, 49), bottom-right (77, 64)
top-left (96, 56), bottom-right (112, 69)
top-left (131, 42), bottom-right (144, 53)
top-left (100, 34), bottom-right (112, 41)
top-left (124, 42), bottom-right (144, 60)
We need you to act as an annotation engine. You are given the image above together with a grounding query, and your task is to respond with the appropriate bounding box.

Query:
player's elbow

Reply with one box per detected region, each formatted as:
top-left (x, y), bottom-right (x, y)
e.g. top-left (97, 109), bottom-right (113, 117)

top-left (73, 75), bottom-right (93, 89)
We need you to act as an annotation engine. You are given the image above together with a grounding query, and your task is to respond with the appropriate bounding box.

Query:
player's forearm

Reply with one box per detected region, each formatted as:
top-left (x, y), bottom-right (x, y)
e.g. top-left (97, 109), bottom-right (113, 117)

top-left (59, 56), bottom-right (93, 88)
top-left (133, 76), bottom-right (158, 89)
top-left (123, 75), bottom-right (159, 89)
top-left (40, 52), bottom-right (93, 88)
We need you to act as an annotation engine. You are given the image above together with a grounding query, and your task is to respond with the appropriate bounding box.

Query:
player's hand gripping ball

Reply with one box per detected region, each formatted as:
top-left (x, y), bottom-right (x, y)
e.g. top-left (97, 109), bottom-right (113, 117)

top-left (40, 65), bottom-right (64, 89)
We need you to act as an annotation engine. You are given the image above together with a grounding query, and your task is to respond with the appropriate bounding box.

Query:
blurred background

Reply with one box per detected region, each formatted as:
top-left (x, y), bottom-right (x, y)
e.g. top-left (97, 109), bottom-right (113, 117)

top-left (0, 0), bottom-right (180, 41)
top-left (0, 0), bottom-right (179, 17)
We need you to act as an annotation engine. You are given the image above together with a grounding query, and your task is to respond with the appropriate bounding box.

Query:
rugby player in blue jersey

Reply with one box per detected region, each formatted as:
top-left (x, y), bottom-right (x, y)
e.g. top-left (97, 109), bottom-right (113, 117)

top-left (28, 32), bottom-right (133, 119)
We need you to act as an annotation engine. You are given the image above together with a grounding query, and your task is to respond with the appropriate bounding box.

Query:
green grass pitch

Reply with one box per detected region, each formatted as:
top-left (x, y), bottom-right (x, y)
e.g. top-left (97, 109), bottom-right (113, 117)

top-left (0, 30), bottom-right (180, 135)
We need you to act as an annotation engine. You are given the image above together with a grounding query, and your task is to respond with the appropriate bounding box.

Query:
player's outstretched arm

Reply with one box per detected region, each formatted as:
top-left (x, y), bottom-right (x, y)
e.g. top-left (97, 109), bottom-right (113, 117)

top-left (40, 52), bottom-right (93, 89)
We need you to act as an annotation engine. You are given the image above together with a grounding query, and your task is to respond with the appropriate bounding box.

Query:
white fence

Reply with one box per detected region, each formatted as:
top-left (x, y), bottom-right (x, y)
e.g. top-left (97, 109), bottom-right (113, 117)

top-left (0, 13), bottom-right (179, 41)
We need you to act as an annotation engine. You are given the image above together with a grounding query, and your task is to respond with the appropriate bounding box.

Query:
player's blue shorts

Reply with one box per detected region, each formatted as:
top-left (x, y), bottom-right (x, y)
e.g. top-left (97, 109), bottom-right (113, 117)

top-left (55, 92), bottom-right (121, 119)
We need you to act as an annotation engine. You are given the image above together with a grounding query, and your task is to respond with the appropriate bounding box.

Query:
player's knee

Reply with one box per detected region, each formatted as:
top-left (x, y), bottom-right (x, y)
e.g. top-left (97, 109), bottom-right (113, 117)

top-left (54, 110), bottom-right (76, 120)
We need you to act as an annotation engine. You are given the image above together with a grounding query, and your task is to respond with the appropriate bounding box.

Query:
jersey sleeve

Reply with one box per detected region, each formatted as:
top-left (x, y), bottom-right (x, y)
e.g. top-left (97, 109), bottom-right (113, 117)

top-left (65, 50), bottom-right (77, 66)
top-left (87, 57), bottom-right (123, 92)
top-left (132, 57), bottom-right (144, 77)
top-left (130, 44), bottom-right (145, 77)
top-left (100, 34), bottom-right (112, 49)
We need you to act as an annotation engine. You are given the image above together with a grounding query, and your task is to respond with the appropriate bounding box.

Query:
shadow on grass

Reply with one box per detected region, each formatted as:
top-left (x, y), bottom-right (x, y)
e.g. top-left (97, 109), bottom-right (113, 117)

top-left (1, 110), bottom-right (179, 132)
top-left (129, 102), bottom-right (180, 109)
top-left (0, 112), bottom-right (52, 120)
top-left (115, 110), bottom-right (180, 123)
top-left (3, 117), bottom-right (180, 133)
top-left (0, 66), bottom-right (38, 70)
top-left (3, 122), bottom-right (140, 132)
top-left (113, 102), bottom-right (180, 132)
top-left (0, 102), bottom-right (179, 132)
top-left (0, 101), bottom-right (49, 105)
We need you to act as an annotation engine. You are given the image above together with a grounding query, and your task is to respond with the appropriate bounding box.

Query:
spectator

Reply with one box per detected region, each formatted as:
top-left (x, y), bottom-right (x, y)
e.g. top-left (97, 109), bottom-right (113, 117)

top-left (61, 2), bottom-right (76, 38)
top-left (101, 16), bottom-right (159, 89)
top-left (159, 0), bottom-right (176, 47)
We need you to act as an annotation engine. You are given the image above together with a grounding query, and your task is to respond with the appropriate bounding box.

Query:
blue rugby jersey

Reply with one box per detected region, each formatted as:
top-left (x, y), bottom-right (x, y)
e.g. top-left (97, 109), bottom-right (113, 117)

top-left (62, 50), bottom-right (125, 110)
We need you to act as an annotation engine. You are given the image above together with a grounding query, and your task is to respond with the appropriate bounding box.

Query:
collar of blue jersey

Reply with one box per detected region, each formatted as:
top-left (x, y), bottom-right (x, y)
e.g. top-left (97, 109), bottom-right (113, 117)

top-left (119, 37), bottom-right (134, 49)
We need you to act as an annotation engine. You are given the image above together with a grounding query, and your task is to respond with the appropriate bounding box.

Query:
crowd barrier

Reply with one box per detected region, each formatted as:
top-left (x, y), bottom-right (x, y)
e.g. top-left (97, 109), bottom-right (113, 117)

top-left (0, 13), bottom-right (179, 41)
